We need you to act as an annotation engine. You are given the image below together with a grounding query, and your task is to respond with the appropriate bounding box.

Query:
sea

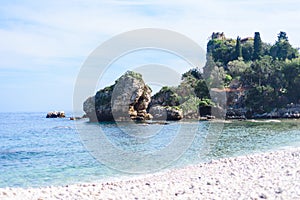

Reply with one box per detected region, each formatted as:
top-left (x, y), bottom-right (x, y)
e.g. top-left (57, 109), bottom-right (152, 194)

top-left (0, 112), bottom-right (300, 188)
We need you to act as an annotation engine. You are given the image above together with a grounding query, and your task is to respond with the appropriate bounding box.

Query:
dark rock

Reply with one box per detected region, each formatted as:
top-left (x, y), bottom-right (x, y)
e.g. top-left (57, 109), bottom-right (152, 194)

top-left (199, 106), bottom-right (211, 117)
top-left (199, 106), bottom-right (226, 119)
top-left (246, 104), bottom-right (300, 119)
top-left (206, 115), bottom-right (215, 120)
top-left (225, 108), bottom-right (246, 120)
top-left (46, 111), bottom-right (65, 118)
top-left (69, 117), bottom-right (82, 120)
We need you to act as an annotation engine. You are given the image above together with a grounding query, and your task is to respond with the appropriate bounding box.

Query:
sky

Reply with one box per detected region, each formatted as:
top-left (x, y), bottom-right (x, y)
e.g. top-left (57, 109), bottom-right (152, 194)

top-left (1, 0), bottom-right (300, 112)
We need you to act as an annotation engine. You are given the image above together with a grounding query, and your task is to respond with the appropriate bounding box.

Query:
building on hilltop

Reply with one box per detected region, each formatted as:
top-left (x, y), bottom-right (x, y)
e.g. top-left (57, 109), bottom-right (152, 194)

top-left (240, 37), bottom-right (254, 43)
top-left (211, 32), bottom-right (226, 40)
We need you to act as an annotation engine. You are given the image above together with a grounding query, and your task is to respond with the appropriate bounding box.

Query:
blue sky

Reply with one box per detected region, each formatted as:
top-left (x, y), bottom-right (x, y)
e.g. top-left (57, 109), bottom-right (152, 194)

top-left (1, 0), bottom-right (300, 112)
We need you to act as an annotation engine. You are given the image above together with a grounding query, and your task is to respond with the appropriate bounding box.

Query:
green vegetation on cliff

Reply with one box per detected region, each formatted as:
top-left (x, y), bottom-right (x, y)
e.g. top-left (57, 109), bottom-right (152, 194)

top-left (204, 31), bottom-right (299, 113)
top-left (151, 68), bottom-right (215, 117)
top-left (153, 31), bottom-right (300, 117)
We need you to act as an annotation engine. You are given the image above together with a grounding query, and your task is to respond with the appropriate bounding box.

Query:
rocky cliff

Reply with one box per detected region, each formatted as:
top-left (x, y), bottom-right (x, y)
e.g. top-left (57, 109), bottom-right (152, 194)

top-left (83, 71), bottom-right (153, 122)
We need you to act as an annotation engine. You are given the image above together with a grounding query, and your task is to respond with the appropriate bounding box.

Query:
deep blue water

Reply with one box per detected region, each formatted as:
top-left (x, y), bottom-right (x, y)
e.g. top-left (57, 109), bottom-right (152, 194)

top-left (0, 112), bottom-right (300, 188)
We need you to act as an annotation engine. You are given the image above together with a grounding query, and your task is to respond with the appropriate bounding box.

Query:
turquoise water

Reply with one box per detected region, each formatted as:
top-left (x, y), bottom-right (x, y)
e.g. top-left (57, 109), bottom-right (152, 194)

top-left (0, 113), bottom-right (300, 188)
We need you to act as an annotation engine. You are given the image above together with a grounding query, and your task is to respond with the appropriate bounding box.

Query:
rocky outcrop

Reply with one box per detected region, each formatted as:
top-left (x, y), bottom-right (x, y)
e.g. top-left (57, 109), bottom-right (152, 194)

top-left (224, 104), bottom-right (300, 119)
top-left (225, 108), bottom-right (246, 120)
top-left (199, 106), bottom-right (226, 120)
top-left (149, 105), bottom-right (183, 121)
top-left (83, 71), bottom-right (153, 122)
top-left (250, 104), bottom-right (300, 119)
top-left (46, 111), bottom-right (65, 118)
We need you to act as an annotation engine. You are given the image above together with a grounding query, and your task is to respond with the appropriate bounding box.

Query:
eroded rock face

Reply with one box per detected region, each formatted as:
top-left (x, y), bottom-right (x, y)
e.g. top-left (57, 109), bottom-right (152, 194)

top-left (149, 105), bottom-right (183, 121)
top-left (83, 71), bottom-right (153, 122)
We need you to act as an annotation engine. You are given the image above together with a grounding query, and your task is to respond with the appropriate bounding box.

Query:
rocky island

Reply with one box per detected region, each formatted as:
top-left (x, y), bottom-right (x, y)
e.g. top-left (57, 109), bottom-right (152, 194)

top-left (83, 71), bottom-right (205, 122)
top-left (83, 31), bottom-right (300, 122)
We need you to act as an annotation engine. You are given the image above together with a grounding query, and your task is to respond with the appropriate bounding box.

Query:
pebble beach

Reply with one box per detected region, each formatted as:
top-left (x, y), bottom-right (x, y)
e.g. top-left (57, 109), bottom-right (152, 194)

top-left (0, 147), bottom-right (299, 200)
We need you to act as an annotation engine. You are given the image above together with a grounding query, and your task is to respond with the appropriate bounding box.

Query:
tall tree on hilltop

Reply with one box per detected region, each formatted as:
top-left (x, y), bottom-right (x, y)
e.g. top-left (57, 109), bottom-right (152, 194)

top-left (278, 31), bottom-right (288, 42)
top-left (241, 41), bottom-right (254, 61)
top-left (253, 32), bottom-right (263, 60)
top-left (270, 31), bottom-right (298, 60)
top-left (235, 36), bottom-right (242, 59)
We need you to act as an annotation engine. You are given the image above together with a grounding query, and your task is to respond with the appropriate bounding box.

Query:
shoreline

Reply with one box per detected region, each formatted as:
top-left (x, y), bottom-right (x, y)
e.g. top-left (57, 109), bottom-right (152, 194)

top-left (1, 147), bottom-right (299, 199)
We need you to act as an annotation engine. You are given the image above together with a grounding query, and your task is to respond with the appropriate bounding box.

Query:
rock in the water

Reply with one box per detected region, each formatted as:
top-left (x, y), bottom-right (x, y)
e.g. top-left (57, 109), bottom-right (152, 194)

top-left (46, 111), bottom-right (65, 118)
top-left (83, 71), bottom-right (153, 122)
top-left (149, 105), bottom-right (183, 121)
top-left (69, 116), bottom-right (82, 120)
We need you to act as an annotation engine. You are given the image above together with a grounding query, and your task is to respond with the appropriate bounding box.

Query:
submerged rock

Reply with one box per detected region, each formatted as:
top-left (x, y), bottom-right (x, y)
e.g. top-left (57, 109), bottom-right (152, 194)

top-left (83, 71), bottom-right (153, 122)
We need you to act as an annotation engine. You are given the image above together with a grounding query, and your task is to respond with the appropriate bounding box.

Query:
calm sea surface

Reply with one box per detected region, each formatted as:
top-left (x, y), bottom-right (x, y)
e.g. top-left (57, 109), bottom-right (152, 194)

top-left (0, 112), bottom-right (300, 188)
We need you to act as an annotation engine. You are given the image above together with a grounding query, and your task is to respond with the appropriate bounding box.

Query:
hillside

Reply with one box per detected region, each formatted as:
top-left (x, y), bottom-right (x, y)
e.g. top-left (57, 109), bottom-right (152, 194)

top-left (152, 31), bottom-right (300, 119)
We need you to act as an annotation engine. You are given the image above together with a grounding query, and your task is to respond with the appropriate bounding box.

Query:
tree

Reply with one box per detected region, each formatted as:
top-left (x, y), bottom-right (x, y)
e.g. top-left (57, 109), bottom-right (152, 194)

top-left (251, 56), bottom-right (273, 87)
top-left (253, 32), bottom-right (263, 60)
top-left (262, 43), bottom-right (272, 56)
top-left (278, 31), bottom-right (288, 42)
top-left (207, 38), bottom-right (236, 65)
top-left (182, 68), bottom-right (202, 80)
top-left (270, 31), bottom-right (298, 60)
top-left (242, 40), bottom-right (254, 61)
top-left (227, 59), bottom-right (251, 77)
top-left (283, 58), bottom-right (300, 103)
top-left (235, 36), bottom-right (242, 59)
top-left (204, 31), bottom-right (300, 113)
top-left (181, 68), bottom-right (210, 101)
top-left (195, 80), bottom-right (210, 100)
